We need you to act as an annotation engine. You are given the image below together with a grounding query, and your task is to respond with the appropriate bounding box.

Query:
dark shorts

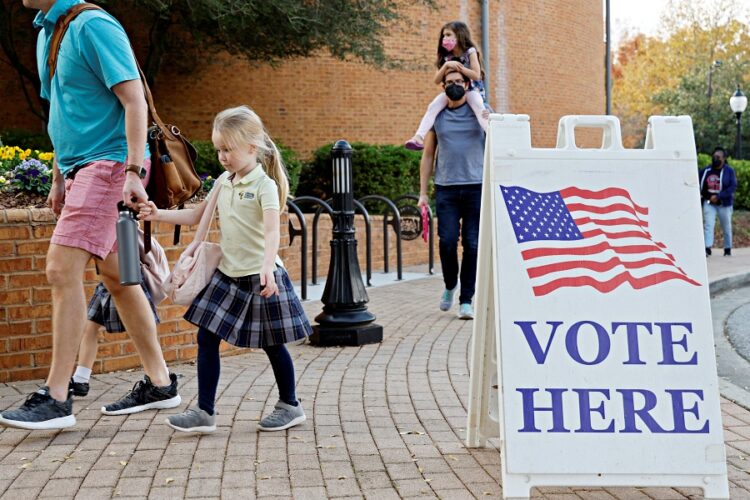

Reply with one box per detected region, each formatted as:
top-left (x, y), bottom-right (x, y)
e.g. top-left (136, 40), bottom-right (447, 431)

top-left (87, 282), bottom-right (160, 333)
top-left (184, 267), bottom-right (311, 348)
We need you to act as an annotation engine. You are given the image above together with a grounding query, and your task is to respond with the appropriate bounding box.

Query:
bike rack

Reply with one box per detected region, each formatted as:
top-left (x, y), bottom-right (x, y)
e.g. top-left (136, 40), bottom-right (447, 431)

top-left (352, 200), bottom-right (373, 286)
top-left (395, 194), bottom-right (434, 275)
top-left (290, 196), bottom-right (333, 286)
top-left (285, 199), bottom-right (308, 300)
top-left (358, 195), bottom-right (403, 280)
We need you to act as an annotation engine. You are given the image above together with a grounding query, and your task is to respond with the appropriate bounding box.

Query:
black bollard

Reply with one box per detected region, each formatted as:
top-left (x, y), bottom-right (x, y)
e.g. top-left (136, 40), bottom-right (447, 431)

top-left (309, 141), bottom-right (383, 346)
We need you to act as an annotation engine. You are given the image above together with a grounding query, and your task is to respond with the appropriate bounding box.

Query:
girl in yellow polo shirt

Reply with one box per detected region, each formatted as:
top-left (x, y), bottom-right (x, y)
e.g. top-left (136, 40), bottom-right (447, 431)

top-left (138, 105), bottom-right (311, 433)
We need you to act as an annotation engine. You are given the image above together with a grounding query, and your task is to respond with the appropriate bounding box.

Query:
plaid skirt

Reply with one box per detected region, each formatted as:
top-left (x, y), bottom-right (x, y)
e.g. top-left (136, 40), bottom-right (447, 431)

top-left (184, 267), bottom-right (311, 348)
top-left (87, 282), bottom-right (160, 333)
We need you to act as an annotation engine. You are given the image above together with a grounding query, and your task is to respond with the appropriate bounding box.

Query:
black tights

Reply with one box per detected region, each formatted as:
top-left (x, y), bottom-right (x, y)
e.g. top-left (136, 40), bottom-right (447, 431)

top-left (196, 328), bottom-right (298, 415)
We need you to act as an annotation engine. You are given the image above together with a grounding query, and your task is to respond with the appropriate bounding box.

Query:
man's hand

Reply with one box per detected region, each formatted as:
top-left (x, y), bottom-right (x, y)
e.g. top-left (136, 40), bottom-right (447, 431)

top-left (47, 177), bottom-right (65, 216)
top-left (123, 171), bottom-right (148, 207)
top-left (417, 194), bottom-right (429, 208)
top-left (710, 194), bottom-right (719, 205)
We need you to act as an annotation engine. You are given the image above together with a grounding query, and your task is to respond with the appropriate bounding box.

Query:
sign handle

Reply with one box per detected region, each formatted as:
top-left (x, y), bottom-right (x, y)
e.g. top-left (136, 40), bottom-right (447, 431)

top-left (555, 115), bottom-right (624, 150)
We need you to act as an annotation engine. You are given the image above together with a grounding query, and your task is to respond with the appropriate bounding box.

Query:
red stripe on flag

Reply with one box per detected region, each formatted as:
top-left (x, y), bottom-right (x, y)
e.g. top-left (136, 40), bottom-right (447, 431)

top-left (521, 242), bottom-right (666, 259)
top-left (580, 228), bottom-right (653, 240)
top-left (531, 270), bottom-right (701, 296)
top-left (526, 256), bottom-right (679, 278)
top-left (566, 202), bottom-right (647, 220)
top-left (559, 187), bottom-right (648, 215)
top-left (574, 216), bottom-right (648, 228)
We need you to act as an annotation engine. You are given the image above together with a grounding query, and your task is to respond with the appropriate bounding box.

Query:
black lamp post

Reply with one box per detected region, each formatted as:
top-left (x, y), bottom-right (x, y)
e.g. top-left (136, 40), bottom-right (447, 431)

top-left (730, 85), bottom-right (747, 160)
top-left (310, 140), bottom-right (383, 346)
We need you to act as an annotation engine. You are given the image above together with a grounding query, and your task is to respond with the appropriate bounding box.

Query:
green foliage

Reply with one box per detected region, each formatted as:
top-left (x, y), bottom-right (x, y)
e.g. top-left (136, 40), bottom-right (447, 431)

top-left (0, 129), bottom-right (53, 151)
top-left (698, 153), bottom-right (750, 209)
top-left (296, 142), bottom-right (422, 204)
top-left (191, 139), bottom-right (302, 196)
top-left (192, 140), bottom-right (221, 178)
top-left (278, 141), bottom-right (302, 197)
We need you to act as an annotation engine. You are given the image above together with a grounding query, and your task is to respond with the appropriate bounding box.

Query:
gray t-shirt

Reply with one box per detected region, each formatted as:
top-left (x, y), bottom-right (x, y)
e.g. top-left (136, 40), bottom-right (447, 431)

top-left (433, 102), bottom-right (485, 186)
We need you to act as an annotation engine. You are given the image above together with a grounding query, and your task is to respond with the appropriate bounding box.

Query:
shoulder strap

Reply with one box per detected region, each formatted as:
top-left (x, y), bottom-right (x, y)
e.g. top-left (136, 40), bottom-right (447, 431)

top-left (48, 3), bottom-right (102, 80)
top-left (47, 3), bottom-right (172, 140)
top-left (194, 183), bottom-right (222, 243)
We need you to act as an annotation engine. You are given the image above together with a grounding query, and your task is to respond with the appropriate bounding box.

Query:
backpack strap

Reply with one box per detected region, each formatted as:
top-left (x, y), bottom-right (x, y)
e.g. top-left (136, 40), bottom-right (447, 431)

top-left (48, 3), bottom-right (102, 80)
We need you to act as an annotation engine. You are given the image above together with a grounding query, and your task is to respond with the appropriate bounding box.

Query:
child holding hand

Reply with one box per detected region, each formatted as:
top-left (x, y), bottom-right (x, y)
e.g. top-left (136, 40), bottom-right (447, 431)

top-left (139, 105), bottom-right (311, 433)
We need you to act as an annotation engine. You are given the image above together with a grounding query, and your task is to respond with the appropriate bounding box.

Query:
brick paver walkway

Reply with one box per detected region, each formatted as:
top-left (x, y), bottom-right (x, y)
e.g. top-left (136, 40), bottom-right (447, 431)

top-left (0, 253), bottom-right (750, 499)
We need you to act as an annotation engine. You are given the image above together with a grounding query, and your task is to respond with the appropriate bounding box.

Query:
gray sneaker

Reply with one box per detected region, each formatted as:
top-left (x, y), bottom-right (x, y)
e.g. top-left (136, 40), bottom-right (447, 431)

top-left (439, 287), bottom-right (457, 311)
top-left (258, 400), bottom-right (306, 431)
top-left (165, 406), bottom-right (216, 433)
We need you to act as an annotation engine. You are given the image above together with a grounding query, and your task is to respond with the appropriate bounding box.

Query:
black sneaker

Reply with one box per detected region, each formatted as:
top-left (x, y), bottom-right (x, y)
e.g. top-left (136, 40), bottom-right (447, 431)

top-left (706, 247), bottom-right (712, 256)
top-left (0, 387), bottom-right (75, 430)
top-left (724, 248), bottom-right (732, 256)
top-left (101, 373), bottom-right (181, 416)
top-left (69, 378), bottom-right (90, 397)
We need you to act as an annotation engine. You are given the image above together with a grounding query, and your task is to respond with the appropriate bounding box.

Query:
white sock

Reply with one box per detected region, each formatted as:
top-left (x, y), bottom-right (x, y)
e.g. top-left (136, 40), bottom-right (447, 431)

top-left (73, 366), bottom-right (92, 383)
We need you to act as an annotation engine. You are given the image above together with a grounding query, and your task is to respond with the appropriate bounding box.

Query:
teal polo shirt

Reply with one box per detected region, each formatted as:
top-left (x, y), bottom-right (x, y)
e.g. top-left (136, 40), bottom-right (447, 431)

top-left (34, 0), bottom-right (147, 176)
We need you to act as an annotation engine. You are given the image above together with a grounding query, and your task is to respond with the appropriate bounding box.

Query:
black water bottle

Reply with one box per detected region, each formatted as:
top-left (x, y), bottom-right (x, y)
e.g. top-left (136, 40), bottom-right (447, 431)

top-left (116, 201), bottom-right (141, 285)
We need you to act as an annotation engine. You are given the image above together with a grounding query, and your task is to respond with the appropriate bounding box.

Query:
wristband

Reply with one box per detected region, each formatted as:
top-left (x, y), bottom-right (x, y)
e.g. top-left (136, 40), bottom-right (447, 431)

top-left (125, 164), bottom-right (145, 178)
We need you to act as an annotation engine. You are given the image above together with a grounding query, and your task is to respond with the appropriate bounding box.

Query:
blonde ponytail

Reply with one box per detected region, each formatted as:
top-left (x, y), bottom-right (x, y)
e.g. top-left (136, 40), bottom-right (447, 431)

top-left (261, 131), bottom-right (289, 204)
top-left (213, 105), bottom-right (289, 208)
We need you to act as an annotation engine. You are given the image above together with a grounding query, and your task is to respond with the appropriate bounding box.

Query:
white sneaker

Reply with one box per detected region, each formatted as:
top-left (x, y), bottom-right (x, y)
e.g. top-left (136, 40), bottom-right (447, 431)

top-left (258, 400), bottom-right (306, 431)
top-left (458, 303), bottom-right (474, 320)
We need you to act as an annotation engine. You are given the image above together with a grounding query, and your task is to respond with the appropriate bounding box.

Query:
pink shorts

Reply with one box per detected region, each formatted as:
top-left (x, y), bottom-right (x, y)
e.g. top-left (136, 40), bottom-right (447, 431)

top-left (51, 159), bottom-right (151, 260)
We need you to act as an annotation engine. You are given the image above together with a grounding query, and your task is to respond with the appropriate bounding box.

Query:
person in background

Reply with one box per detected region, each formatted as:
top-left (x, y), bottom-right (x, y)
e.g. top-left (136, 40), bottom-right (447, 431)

top-left (417, 67), bottom-right (485, 320)
top-left (700, 146), bottom-right (736, 257)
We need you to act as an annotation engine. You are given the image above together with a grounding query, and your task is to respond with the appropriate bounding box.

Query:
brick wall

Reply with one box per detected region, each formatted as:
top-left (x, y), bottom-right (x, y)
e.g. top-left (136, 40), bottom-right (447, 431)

top-left (0, 0), bottom-right (604, 154)
top-left (0, 206), bottom-right (432, 382)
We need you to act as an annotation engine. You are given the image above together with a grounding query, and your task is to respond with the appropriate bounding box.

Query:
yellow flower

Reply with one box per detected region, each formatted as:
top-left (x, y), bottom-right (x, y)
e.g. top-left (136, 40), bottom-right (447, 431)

top-left (0, 176), bottom-right (6, 184)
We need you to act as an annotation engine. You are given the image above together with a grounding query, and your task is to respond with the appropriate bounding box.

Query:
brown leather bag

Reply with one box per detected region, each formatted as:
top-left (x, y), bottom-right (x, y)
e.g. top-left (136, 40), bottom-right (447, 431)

top-left (48, 3), bottom-right (202, 250)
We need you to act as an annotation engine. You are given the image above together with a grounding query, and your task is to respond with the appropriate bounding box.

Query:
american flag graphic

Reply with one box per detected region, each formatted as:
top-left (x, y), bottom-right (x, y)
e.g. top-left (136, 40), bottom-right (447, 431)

top-left (500, 185), bottom-right (700, 296)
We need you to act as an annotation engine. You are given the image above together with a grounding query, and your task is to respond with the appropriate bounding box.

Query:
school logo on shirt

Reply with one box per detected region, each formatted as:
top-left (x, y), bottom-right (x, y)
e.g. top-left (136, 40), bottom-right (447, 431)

top-left (238, 191), bottom-right (255, 201)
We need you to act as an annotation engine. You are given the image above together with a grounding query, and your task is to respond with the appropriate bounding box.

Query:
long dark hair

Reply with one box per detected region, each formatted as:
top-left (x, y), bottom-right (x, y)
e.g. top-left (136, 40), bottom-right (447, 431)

top-left (435, 20), bottom-right (484, 80)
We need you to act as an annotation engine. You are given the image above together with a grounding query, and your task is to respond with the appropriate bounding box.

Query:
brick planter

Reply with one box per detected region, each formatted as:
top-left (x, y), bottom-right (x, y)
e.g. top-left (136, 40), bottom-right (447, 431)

top-left (0, 206), bottom-right (433, 382)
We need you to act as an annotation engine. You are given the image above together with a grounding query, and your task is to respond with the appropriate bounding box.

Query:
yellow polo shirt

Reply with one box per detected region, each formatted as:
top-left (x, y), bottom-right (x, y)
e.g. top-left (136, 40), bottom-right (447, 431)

top-left (214, 166), bottom-right (282, 277)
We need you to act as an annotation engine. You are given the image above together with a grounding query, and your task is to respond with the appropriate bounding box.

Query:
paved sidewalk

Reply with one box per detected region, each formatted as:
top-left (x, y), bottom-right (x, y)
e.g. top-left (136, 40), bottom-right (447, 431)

top-left (0, 253), bottom-right (748, 499)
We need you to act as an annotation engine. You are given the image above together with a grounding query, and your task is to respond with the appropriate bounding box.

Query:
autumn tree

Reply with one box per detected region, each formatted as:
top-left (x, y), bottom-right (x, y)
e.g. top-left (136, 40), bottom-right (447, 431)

top-left (613, 0), bottom-right (750, 154)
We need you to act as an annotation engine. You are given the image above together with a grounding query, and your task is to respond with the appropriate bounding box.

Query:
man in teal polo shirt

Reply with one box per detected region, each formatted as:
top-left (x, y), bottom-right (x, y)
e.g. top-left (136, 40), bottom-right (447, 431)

top-left (0, 0), bottom-right (180, 430)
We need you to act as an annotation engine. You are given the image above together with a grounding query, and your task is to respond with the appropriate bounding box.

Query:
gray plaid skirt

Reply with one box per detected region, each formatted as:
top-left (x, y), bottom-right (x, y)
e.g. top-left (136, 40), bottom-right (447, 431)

top-left (87, 282), bottom-right (160, 333)
top-left (184, 267), bottom-right (311, 348)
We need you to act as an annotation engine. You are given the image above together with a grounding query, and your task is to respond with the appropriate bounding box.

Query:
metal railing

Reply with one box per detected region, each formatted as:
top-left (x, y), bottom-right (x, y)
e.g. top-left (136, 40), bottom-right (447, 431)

top-left (286, 194), bottom-right (433, 299)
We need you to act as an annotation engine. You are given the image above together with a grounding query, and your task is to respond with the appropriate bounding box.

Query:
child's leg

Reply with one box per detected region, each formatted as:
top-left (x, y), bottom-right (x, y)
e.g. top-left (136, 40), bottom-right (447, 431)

top-left (415, 93), bottom-right (450, 139)
top-left (262, 344), bottom-right (298, 406)
top-left (73, 321), bottom-right (100, 382)
top-left (197, 327), bottom-right (222, 415)
top-left (466, 90), bottom-right (488, 131)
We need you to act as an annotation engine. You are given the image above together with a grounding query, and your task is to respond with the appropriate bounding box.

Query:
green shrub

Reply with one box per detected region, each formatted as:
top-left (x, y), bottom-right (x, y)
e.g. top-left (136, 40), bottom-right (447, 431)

top-left (192, 139), bottom-right (302, 196)
top-left (0, 129), bottom-right (53, 151)
top-left (296, 142), bottom-right (422, 205)
top-left (697, 153), bottom-right (750, 210)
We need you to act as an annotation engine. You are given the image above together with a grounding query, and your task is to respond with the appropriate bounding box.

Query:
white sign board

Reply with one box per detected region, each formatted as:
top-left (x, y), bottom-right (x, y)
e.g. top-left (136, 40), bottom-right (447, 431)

top-left (466, 115), bottom-right (728, 499)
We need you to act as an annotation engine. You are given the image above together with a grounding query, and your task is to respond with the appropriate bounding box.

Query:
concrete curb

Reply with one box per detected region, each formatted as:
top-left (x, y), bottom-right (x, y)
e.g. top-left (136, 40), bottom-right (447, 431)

top-left (710, 271), bottom-right (750, 296)
top-left (711, 270), bottom-right (750, 410)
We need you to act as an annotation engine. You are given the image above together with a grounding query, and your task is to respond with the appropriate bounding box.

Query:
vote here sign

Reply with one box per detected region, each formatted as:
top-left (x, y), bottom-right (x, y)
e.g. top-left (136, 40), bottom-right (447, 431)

top-left (481, 115), bottom-right (728, 497)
